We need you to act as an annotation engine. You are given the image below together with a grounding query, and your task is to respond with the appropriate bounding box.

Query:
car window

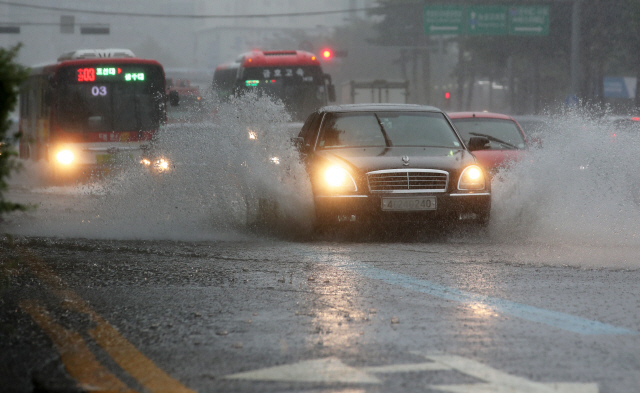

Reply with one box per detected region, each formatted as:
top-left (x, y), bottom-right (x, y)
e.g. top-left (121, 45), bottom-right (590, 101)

top-left (299, 112), bottom-right (323, 147)
top-left (318, 111), bottom-right (461, 149)
top-left (451, 118), bottom-right (527, 150)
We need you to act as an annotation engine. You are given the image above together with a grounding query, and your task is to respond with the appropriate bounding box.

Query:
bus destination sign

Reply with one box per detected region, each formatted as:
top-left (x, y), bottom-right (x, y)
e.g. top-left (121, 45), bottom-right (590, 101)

top-left (76, 67), bottom-right (145, 82)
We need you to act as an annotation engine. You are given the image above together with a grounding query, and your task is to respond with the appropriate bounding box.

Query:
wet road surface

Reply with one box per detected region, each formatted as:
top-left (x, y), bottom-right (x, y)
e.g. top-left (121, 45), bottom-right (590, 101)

top-left (2, 231), bottom-right (639, 392)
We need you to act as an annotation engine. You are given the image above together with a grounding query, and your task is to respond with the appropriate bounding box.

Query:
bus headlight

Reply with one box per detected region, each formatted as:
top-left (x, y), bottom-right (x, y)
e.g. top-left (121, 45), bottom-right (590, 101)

top-left (155, 158), bottom-right (169, 171)
top-left (56, 150), bottom-right (74, 165)
top-left (324, 166), bottom-right (357, 192)
top-left (458, 165), bottom-right (485, 190)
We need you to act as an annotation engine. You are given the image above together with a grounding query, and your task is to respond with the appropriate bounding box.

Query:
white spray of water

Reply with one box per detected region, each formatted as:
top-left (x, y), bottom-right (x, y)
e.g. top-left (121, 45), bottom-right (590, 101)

top-left (6, 102), bottom-right (640, 266)
top-left (4, 93), bottom-right (315, 240)
top-left (491, 108), bottom-right (640, 249)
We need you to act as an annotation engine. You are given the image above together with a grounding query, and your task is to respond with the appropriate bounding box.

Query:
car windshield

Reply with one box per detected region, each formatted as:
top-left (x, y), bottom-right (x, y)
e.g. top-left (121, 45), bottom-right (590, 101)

top-left (451, 118), bottom-right (527, 150)
top-left (317, 111), bottom-right (462, 149)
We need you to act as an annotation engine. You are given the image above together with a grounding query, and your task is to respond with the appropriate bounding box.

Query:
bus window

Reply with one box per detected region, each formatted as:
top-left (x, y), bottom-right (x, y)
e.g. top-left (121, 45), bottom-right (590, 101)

top-left (55, 64), bottom-right (165, 132)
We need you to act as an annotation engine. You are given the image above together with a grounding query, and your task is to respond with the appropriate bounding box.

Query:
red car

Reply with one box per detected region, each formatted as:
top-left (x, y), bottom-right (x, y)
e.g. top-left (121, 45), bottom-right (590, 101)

top-left (447, 112), bottom-right (530, 173)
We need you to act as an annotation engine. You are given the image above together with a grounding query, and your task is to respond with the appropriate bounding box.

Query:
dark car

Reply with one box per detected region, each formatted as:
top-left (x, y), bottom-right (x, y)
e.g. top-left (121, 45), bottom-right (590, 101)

top-left (448, 112), bottom-right (530, 174)
top-left (295, 104), bottom-right (491, 229)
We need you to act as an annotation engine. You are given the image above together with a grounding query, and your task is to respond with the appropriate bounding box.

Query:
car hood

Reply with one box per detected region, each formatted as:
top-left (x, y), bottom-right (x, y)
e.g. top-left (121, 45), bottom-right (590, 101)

top-left (471, 149), bottom-right (529, 171)
top-left (315, 146), bottom-right (476, 174)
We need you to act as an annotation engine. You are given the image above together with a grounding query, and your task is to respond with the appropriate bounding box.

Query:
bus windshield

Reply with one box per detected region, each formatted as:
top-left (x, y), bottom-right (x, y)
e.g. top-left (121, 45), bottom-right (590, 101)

top-left (215, 64), bottom-right (328, 121)
top-left (56, 64), bottom-right (165, 132)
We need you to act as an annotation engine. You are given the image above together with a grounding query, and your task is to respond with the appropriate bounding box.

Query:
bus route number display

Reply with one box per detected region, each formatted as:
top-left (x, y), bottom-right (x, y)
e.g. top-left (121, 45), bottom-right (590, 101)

top-left (77, 68), bottom-right (96, 82)
top-left (91, 86), bottom-right (107, 96)
top-left (76, 67), bottom-right (140, 82)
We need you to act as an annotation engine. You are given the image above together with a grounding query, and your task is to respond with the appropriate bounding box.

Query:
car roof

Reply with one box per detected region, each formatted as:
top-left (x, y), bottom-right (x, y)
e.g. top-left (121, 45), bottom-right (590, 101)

top-left (318, 103), bottom-right (442, 113)
top-left (447, 111), bottom-right (515, 120)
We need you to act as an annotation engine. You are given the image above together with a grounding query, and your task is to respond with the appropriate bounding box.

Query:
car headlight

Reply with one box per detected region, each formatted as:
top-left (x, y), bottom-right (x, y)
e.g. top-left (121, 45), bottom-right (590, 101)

top-left (56, 150), bottom-right (74, 165)
top-left (323, 165), bottom-right (357, 192)
top-left (458, 165), bottom-right (485, 190)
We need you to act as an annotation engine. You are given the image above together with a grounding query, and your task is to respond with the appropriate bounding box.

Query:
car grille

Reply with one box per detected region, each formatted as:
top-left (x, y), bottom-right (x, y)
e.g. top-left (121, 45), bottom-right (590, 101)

top-left (367, 170), bottom-right (449, 193)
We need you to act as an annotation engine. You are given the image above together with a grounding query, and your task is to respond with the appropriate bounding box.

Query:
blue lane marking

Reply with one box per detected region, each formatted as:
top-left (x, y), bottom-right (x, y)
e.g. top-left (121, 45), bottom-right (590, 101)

top-left (298, 249), bottom-right (637, 335)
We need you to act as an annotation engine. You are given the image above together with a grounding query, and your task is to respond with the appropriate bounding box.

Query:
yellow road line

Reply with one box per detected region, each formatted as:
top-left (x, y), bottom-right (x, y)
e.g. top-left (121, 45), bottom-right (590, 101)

top-left (20, 299), bottom-right (136, 393)
top-left (88, 320), bottom-right (194, 393)
top-left (21, 250), bottom-right (196, 393)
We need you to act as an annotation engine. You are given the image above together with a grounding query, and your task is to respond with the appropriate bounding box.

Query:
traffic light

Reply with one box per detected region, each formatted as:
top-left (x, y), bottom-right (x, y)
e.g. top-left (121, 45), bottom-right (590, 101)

top-left (318, 48), bottom-right (347, 63)
top-left (444, 91), bottom-right (451, 110)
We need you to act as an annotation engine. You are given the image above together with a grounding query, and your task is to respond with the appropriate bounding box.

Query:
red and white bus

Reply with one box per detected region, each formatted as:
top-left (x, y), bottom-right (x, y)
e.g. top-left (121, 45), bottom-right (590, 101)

top-left (212, 50), bottom-right (336, 121)
top-left (19, 49), bottom-right (169, 180)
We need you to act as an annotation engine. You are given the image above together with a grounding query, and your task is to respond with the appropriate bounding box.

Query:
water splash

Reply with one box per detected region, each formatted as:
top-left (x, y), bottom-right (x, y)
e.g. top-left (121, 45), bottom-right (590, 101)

top-left (4, 93), bottom-right (315, 240)
top-left (491, 107), bottom-right (640, 247)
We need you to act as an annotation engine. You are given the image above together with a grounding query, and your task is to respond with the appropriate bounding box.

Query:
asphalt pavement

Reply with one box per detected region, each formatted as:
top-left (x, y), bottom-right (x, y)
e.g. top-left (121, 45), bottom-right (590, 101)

top-left (2, 231), bottom-right (639, 393)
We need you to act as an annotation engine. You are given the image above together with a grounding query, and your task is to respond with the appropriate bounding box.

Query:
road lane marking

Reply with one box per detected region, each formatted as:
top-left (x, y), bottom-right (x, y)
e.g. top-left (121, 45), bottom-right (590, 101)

top-left (20, 299), bottom-right (135, 393)
top-left (417, 353), bottom-right (599, 393)
top-left (224, 357), bottom-right (381, 384)
top-left (88, 319), bottom-right (195, 393)
top-left (223, 354), bottom-right (598, 392)
top-left (20, 250), bottom-right (196, 393)
top-left (361, 362), bottom-right (450, 374)
top-left (297, 249), bottom-right (636, 335)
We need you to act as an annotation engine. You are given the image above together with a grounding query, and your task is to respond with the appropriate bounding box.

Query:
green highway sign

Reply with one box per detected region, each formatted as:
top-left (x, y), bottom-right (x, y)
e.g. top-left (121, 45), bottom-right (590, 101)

top-left (424, 4), bottom-right (550, 36)
top-left (423, 5), bottom-right (465, 35)
top-left (509, 6), bottom-right (549, 36)
top-left (467, 6), bottom-right (508, 36)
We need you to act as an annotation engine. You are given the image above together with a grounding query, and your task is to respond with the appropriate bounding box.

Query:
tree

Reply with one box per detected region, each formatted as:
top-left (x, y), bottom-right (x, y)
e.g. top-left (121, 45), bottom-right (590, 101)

top-left (0, 44), bottom-right (28, 215)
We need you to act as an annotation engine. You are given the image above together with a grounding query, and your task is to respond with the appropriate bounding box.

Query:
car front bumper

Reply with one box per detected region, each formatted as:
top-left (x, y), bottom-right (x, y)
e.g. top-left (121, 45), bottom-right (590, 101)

top-left (314, 192), bottom-right (491, 224)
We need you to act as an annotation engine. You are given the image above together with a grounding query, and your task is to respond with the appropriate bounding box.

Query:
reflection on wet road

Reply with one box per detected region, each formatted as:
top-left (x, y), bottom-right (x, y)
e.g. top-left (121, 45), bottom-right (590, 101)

top-left (2, 236), bottom-right (639, 392)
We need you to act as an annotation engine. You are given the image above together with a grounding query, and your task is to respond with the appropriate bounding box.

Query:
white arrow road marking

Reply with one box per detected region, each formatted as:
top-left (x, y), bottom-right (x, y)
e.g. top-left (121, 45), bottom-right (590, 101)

top-left (417, 354), bottom-right (599, 393)
top-left (224, 357), bottom-right (381, 384)
top-left (361, 362), bottom-right (450, 374)
top-left (223, 354), bottom-right (598, 392)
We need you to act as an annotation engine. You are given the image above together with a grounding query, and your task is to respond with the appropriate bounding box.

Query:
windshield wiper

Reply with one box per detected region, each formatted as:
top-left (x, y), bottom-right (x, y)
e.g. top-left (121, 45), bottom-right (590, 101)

top-left (374, 113), bottom-right (393, 147)
top-left (469, 132), bottom-right (518, 150)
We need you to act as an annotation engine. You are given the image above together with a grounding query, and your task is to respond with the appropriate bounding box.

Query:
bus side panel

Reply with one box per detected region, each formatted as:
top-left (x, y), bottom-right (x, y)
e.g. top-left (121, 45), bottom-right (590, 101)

top-left (19, 79), bottom-right (34, 159)
top-left (19, 74), bottom-right (53, 161)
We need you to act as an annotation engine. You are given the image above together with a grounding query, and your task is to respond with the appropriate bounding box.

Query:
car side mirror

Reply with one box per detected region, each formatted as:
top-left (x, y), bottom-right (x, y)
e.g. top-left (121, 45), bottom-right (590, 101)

top-left (169, 90), bottom-right (180, 106)
top-left (327, 84), bottom-right (336, 102)
top-left (467, 136), bottom-right (491, 151)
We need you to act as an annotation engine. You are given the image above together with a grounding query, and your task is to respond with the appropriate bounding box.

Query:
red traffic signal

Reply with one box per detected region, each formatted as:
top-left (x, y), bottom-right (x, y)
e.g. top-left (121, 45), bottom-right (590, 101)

top-left (321, 49), bottom-right (333, 59)
top-left (444, 91), bottom-right (451, 100)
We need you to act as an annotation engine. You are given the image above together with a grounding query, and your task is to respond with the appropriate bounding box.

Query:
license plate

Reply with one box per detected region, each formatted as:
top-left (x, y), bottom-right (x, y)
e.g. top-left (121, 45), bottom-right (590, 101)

top-left (381, 197), bottom-right (437, 211)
